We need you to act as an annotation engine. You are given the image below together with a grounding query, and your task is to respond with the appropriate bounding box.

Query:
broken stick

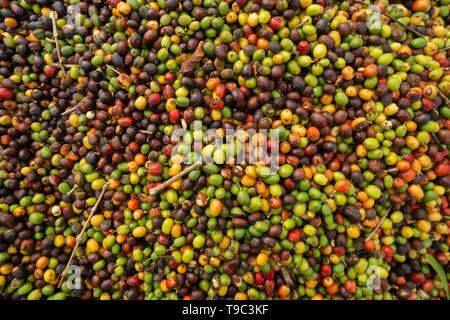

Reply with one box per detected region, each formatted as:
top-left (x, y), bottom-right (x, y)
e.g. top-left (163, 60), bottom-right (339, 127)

top-left (50, 11), bottom-right (66, 76)
top-left (148, 161), bottom-right (202, 196)
top-left (57, 182), bottom-right (109, 288)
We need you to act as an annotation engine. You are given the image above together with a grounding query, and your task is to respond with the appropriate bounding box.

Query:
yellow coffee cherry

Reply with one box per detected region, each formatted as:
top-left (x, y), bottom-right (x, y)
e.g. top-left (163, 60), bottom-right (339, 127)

top-left (346, 225), bottom-right (360, 239)
top-left (43, 269), bottom-right (56, 283)
top-left (87, 238), bottom-right (100, 253)
top-left (90, 214), bottom-right (104, 227)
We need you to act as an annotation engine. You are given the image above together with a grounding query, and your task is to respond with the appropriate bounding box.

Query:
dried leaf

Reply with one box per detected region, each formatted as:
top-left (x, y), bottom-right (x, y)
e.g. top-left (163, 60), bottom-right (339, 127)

top-left (178, 40), bottom-right (205, 74)
top-left (426, 254), bottom-right (449, 300)
top-left (280, 266), bottom-right (294, 286)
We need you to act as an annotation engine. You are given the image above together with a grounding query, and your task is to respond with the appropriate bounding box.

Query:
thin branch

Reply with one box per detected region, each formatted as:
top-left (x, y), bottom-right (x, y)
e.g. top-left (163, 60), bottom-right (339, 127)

top-left (376, 167), bottom-right (399, 176)
top-left (424, 68), bottom-right (450, 107)
top-left (61, 106), bottom-right (78, 116)
top-left (106, 65), bottom-right (121, 75)
top-left (437, 89), bottom-right (450, 107)
top-left (194, 60), bottom-right (212, 76)
top-left (50, 11), bottom-right (66, 76)
top-left (294, 18), bottom-right (309, 30)
top-left (66, 184), bottom-right (78, 197)
top-left (365, 205), bottom-right (392, 242)
top-left (57, 182), bottom-right (109, 288)
top-left (353, 0), bottom-right (424, 38)
top-left (431, 132), bottom-right (446, 151)
top-left (139, 130), bottom-right (153, 135)
top-left (439, 46), bottom-right (450, 52)
top-left (148, 161), bottom-right (202, 196)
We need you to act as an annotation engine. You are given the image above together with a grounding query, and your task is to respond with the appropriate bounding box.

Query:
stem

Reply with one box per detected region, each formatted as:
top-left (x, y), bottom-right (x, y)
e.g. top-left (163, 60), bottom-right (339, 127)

top-left (437, 89), bottom-right (450, 107)
top-left (194, 60), bottom-right (212, 76)
top-left (439, 46), bottom-right (450, 52)
top-left (139, 130), bottom-right (153, 135)
top-left (61, 106), bottom-right (78, 116)
top-left (294, 18), bottom-right (309, 30)
top-left (50, 11), bottom-right (66, 76)
top-left (57, 182), bottom-right (109, 288)
top-left (181, 119), bottom-right (187, 130)
top-left (106, 65), bottom-right (121, 75)
top-left (377, 167), bottom-right (399, 176)
top-left (353, 0), bottom-right (425, 38)
top-left (66, 184), bottom-right (78, 197)
top-left (431, 132), bottom-right (446, 151)
top-left (148, 161), bottom-right (202, 196)
top-left (423, 68), bottom-right (450, 107)
top-left (365, 205), bottom-right (392, 242)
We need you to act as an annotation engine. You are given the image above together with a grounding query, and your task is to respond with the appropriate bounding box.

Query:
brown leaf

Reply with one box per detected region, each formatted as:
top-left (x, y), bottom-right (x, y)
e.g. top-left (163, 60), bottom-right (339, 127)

top-left (280, 266), bottom-right (294, 286)
top-left (177, 40), bottom-right (206, 74)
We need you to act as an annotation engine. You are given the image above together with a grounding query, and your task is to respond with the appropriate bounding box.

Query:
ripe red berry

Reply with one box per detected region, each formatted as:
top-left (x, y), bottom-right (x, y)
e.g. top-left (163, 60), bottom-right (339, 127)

top-left (169, 109), bottom-right (181, 123)
top-left (149, 163), bottom-right (163, 175)
top-left (297, 40), bottom-right (310, 54)
top-left (0, 87), bottom-right (13, 100)
top-left (255, 271), bottom-right (264, 285)
top-left (288, 229), bottom-right (301, 243)
top-left (269, 16), bottom-right (285, 30)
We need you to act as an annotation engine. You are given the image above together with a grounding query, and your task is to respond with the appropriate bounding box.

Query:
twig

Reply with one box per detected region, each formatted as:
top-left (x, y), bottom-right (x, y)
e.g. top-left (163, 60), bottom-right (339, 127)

top-left (353, 0), bottom-right (424, 38)
top-left (66, 184), bottom-right (78, 197)
top-left (139, 130), bottom-right (153, 135)
top-left (376, 167), bottom-right (399, 176)
top-left (294, 18), bottom-right (309, 30)
top-left (148, 161), bottom-right (202, 196)
top-left (437, 89), bottom-right (450, 107)
top-left (57, 182), bottom-right (109, 288)
top-left (431, 132), bottom-right (446, 151)
top-left (106, 65), bottom-right (121, 75)
top-left (61, 106), bottom-right (78, 116)
top-left (194, 60), bottom-right (212, 76)
top-left (365, 205), bottom-right (392, 242)
top-left (439, 46), bottom-right (450, 52)
top-left (50, 11), bottom-right (66, 76)
top-left (423, 69), bottom-right (450, 107)
top-left (54, 63), bottom-right (76, 68)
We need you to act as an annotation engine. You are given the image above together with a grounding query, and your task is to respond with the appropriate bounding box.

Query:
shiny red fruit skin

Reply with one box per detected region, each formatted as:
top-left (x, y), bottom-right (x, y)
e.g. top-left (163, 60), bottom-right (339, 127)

top-left (264, 269), bottom-right (274, 281)
top-left (44, 65), bottom-right (57, 78)
top-left (297, 40), bottom-right (310, 54)
top-left (255, 271), bottom-right (264, 285)
top-left (148, 93), bottom-right (161, 105)
top-left (321, 264), bottom-right (332, 277)
top-left (127, 276), bottom-right (140, 288)
top-left (269, 16), bottom-right (285, 30)
top-left (118, 117), bottom-right (133, 127)
top-left (264, 279), bottom-right (275, 297)
top-left (0, 87), bottom-right (13, 100)
top-left (169, 109), bottom-right (181, 123)
top-left (288, 228), bottom-right (301, 243)
top-left (210, 98), bottom-right (224, 110)
top-left (149, 163), bottom-right (163, 175)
